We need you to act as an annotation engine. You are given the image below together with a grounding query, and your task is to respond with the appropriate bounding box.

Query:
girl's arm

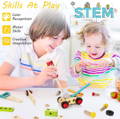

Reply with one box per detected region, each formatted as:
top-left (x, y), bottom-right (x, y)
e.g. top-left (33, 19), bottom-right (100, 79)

top-left (71, 50), bottom-right (82, 76)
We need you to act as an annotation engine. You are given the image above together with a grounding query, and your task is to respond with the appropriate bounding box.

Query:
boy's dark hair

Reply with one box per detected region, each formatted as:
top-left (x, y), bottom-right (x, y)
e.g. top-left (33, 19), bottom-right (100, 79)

top-left (29, 9), bottom-right (70, 41)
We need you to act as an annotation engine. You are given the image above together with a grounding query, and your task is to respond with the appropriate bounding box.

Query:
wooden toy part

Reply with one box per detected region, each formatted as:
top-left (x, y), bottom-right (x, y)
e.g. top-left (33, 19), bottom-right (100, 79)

top-left (117, 96), bottom-right (120, 102)
top-left (12, 116), bottom-right (23, 119)
top-left (0, 107), bottom-right (14, 112)
top-left (0, 92), bottom-right (23, 103)
top-left (46, 60), bottom-right (54, 66)
top-left (110, 92), bottom-right (118, 99)
top-left (100, 104), bottom-right (109, 111)
top-left (56, 90), bottom-right (61, 96)
top-left (45, 104), bottom-right (50, 107)
top-left (92, 92), bottom-right (100, 96)
top-left (26, 90), bottom-right (36, 105)
top-left (46, 60), bottom-right (63, 89)
top-left (106, 110), bottom-right (114, 116)
top-left (67, 89), bottom-right (84, 97)
top-left (0, 92), bottom-right (10, 98)
top-left (6, 96), bottom-right (23, 103)
top-left (70, 83), bottom-right (91, 97)
top-left (84, 110), bottom-right (96, 118)
top-left (58, 115), bottom-right (63, 119)
top-left (33, 116), bottom-right (40, 119)
top-left (44, 108), bottom-right (58, 117)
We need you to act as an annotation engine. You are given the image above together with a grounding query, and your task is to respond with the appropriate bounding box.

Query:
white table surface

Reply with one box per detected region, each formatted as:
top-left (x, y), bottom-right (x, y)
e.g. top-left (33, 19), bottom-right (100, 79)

top-left (0, 87), bottom-right (120, 119)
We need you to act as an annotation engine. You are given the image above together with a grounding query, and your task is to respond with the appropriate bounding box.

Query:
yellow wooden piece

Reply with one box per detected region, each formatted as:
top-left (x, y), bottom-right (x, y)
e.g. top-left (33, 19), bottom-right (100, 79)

top-left (100, 104), bottom-right (109, 111)
top-left (84, 110), bottom-right (96, 118)
top-left (90, 112), bottom-right (96, 118)
top-left (67, 89), bottom-right (76, 93)
top-left (67, 89), bottom-right (84, 97)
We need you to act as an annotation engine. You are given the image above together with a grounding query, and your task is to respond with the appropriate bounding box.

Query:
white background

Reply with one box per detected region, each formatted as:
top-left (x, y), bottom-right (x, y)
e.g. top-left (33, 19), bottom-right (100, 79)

top-left (0, 87), bottom-right (120, 119)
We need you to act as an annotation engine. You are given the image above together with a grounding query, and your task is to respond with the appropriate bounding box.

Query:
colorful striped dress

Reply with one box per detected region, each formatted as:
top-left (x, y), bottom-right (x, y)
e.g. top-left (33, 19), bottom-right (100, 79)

top-left (72, 51), bottom-right (119, 88)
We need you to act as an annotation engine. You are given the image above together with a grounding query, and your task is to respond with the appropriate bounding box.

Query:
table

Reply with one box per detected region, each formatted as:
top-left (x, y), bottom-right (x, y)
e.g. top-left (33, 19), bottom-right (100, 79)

top-left (0, 86), bottom-right (120, 119)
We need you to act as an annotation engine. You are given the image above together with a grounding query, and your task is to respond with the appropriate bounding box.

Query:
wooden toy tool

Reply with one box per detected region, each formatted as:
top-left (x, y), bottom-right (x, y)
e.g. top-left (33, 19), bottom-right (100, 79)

top-left (46, 60), bottom-right (63, 88)
top-left (84, 110), bottom-right (96, 118)
top-left (26, 90), bottom-right (36, 105)
top-left (0, 92), bottom-right (23, 103)
top-left (70, 83), bottom-right (91, 97)
top-left (92, 92), bottom-right (100, 96)
top-left (100, 104), bottom-right (109, 111)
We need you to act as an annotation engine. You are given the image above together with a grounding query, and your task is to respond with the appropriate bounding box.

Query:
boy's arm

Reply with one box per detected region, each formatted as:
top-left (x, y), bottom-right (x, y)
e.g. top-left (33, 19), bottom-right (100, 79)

top-left (0, 46), bottom-right (36, 90)
top-left (0, 62), bottom-right (57, 90)
top-left (0, 62), bottom-right (36, 90)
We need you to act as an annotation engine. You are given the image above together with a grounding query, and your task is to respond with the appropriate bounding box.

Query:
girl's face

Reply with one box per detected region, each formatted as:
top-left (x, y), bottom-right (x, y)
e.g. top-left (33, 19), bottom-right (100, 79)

top-left (84, 33), bottom-right (106, 59)
top-left (34, 30), bottom-right (65, 57)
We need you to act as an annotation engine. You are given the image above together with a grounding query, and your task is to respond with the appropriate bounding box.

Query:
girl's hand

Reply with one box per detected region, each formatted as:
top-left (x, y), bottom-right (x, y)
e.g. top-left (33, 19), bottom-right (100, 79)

top-left (75, 62), bottom-right (82, 73)
top-left (75, 60), bottom-right (90, 73)
top-left (97, 59), bottom-right (114, 67)
top-left (34, 66), bottom-right (58, 86)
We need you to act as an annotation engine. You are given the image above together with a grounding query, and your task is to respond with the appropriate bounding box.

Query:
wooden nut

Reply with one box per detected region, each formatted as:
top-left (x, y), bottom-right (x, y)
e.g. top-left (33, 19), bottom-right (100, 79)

top-left (33, 116), bottom-right (39, 119)
top-left (12, 116), bottom-right (23, 119)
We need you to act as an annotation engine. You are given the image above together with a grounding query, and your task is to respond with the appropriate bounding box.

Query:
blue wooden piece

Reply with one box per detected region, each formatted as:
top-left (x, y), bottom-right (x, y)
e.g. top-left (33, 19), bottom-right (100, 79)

top-left (70, 83), bottom-right (91, 97)
top-left (0, 92), bottom-right (10, 99)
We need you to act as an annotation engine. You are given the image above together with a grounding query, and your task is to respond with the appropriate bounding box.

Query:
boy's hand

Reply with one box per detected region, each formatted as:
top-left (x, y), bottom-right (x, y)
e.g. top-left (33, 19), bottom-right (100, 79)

top-left (35, 66), bottom-right (58, 86)
top-left (116, 80), bottom-right (120, 91)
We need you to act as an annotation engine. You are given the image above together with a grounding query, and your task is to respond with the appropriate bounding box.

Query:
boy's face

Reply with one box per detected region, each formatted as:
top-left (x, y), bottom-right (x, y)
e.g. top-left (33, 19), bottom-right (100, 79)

top-left (47, 30), bottom-right (65, 52)
top-left (35, 30), bottom-right (65, 54)
top-left (84, 33), bottom-right (106, 59)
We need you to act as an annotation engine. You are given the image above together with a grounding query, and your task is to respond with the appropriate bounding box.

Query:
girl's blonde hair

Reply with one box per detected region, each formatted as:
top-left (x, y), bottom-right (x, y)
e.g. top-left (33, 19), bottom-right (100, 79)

top-left (77, 22), bottom-right (110, 45)
top-left (29, 9), bottom-right (70, 41)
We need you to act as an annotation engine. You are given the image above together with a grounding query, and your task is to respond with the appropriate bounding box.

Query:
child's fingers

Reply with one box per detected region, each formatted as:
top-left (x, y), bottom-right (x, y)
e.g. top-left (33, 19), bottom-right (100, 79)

top-left (44, 67), bottom-right (57, 72)
top-left (85, 62), bottom-right (92, 66)
top-left (47, 72), bottom-right (58, 78)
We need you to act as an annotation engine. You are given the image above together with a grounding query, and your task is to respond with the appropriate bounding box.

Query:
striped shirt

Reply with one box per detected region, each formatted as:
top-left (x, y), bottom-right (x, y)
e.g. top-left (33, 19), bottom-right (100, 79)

top-left (72, 51), bottom-right (120, 88)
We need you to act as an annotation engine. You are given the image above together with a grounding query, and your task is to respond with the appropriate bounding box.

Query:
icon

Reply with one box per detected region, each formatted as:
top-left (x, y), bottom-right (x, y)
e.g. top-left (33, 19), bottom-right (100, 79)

top-left (2, 37), bottom-right (11, 45)
top-left (2, 13), bottom-right (11, 21)
top-left (2, 25), bottom-right (11, 34)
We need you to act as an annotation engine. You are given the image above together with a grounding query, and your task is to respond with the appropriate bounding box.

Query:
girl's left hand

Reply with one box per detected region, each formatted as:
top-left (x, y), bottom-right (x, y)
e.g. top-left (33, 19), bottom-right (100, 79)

top-left (97, 59), bottom-right (114, 67)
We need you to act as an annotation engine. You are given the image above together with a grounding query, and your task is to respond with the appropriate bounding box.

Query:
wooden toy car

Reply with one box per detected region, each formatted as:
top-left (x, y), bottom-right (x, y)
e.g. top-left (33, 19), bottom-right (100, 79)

top-left (57, 96), bottom-right (83, 109)
top-left (57, 83), bottom-right (90, 109)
